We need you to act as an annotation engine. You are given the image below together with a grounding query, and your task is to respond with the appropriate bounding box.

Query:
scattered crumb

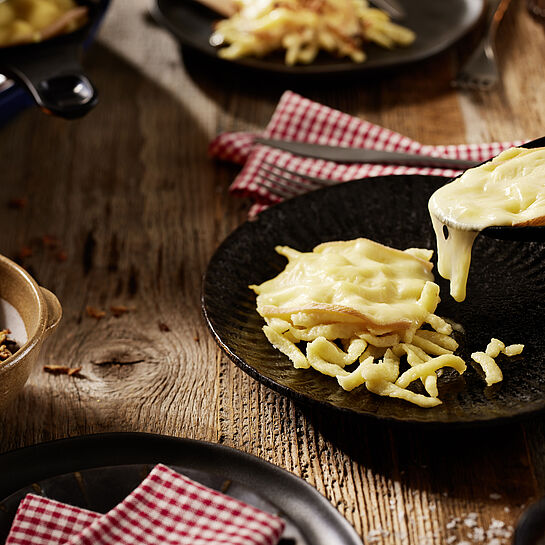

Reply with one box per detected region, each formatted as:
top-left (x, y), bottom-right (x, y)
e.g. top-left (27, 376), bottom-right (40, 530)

top-left (194, 335), bottom-right (200, 342)
top-left (8, 197), bottom-right (27, 209)
top-left (55, 250), bottom-right (67, 262)
top-left (44, 364), bottom-right (81, 376)
top-left (86, 306), bottom-right (106, 320)
top-left (41, 235), bottom-right (60, 248)
top-left (110, 305), bottom-right (130, 317)
top-left (18, 246), bottom-right (33, 259)
top-left (158, 321), bottom-right (170, 332)
top-left (14, 234), bottom-right (68, 265)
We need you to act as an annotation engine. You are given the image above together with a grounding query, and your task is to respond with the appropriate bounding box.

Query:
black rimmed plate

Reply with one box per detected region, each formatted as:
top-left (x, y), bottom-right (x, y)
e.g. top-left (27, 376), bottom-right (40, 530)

top-left (0, 433), bottom-right (362, 545)
top-left (152, 0), bottom-right (484, 75)
top-left (514, 496), bottom-right (545, 545)
top-left (202, 175), bottom-right (545, 426)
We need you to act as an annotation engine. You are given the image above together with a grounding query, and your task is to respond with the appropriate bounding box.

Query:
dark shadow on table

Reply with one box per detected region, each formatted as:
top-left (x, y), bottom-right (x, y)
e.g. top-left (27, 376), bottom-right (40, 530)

top-left (290, 400), bottom-right (541, 506)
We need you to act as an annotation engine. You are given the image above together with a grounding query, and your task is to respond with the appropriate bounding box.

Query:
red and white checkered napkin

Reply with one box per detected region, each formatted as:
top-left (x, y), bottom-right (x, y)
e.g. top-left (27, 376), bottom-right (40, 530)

top-left (6, 494), bottom-right (99, 545)
top-left (6, 464), bottom-right (285, 545)
top-left (209, 90), bottom-right (523, 216)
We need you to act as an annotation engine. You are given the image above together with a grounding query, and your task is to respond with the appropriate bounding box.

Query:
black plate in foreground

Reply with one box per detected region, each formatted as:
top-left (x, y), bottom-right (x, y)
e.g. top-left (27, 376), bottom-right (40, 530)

top-left (0, 433), bottom-right (362, 545)
top-left (153, 0), bottom-right (483, 75)
top-left (202, 175), bottom-right (545, 426)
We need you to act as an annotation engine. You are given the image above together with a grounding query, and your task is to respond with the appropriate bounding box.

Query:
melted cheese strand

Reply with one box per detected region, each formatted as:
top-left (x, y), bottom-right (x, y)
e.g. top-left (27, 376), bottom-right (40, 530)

top-left (429, 147), bottom-right (545, 301)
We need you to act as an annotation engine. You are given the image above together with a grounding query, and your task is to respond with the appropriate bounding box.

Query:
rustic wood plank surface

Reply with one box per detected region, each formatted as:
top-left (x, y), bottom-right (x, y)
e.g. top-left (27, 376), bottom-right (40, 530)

top-left (1, 1), bottom-right (545, 544)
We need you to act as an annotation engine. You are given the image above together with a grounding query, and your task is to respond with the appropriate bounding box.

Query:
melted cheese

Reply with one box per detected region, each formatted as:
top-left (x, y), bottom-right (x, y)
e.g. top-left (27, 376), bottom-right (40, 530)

top-left (429, 146), bottom-right (545, 301)
top-left (250, 238), bottom-right (436, 335)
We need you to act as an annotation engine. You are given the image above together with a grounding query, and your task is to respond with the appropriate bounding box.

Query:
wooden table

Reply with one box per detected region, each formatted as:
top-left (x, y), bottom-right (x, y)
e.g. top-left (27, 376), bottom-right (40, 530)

top-left (2, 1), bottom-right (545, 543)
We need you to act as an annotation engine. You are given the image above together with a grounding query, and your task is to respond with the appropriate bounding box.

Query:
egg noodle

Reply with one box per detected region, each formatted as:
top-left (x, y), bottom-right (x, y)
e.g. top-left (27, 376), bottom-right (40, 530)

top-left (211, 0), bottom-right (416, 66)
top-left (250, 238), bottom-right (523, 408)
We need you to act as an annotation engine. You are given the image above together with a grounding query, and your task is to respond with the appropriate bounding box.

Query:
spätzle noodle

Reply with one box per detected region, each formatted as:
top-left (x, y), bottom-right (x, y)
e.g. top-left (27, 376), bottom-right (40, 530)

top-left (471, 338), bottom-right (524, 386)
top-left (211, 0), bottom-right (415, 66)
top-left (250, 238), bottom-right (468, 408)
top-left (251, 238), bottom-right (524, 408)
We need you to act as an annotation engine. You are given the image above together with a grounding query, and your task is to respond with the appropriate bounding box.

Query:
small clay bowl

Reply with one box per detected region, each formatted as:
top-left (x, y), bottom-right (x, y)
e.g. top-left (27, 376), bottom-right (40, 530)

top-left (0, 255), bottom-right (62, 409)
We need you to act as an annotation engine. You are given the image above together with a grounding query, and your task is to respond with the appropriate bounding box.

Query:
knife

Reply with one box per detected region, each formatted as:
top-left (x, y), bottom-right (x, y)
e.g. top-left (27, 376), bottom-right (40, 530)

top-left (370, 0), bottom-right (406, 20)
top-left (254, 137), bottom-right (479, 169)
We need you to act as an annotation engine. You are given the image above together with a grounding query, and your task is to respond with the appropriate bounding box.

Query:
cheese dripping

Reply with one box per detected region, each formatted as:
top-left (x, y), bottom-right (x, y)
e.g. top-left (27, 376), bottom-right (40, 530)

top-left (428, 146), bottom-right (545, 302)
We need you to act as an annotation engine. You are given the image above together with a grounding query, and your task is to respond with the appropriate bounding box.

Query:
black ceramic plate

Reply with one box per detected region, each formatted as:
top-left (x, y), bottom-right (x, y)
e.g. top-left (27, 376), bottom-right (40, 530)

top-left (514, 496), bottom-right (545, 545)
top-left (202, 175), bottom-right (545, 426)
top-left (152, 0), bottom-right (484, 75)
top-left (0, 433), bottom-right (362, 545)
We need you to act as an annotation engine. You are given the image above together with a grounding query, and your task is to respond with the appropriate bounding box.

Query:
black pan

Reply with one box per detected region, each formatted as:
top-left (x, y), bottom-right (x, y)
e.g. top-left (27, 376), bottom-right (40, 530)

top-left (0, 0), bottom-right (109, 119)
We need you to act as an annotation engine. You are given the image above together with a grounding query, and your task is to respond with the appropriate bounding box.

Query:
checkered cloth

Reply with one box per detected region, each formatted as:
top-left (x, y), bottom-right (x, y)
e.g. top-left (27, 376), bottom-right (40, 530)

top-left (209, 91), bottom-right (523, 216)
top-left (6, 464), bottom-right (285, 545)
top-left (6, 495), bottom-right (99, 545)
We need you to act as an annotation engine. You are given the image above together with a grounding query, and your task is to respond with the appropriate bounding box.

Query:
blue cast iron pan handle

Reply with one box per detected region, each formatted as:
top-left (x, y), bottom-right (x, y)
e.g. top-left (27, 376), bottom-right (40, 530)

top-left (0, 0), bottom-right (108, 119)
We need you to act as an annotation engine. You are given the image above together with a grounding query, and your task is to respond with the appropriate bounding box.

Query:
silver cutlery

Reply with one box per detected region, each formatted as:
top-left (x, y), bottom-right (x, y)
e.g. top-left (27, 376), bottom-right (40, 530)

top-left (256, 162), bottom-right (330, 200)
top-left (452, 0), bottom-right (512, 91)
top-left (254, 137), bottom-right (480, 169)
top-left (256, 136), bottom-right (545, 243)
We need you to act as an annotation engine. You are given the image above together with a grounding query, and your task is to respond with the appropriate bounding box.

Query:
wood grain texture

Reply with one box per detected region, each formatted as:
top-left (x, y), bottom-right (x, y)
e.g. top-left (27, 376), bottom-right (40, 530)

top-left (1, 0), bottom-right (545, 543)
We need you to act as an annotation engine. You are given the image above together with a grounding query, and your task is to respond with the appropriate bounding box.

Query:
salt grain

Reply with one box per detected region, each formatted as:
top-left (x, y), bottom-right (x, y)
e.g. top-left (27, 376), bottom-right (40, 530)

top-left (446, 518), bottom-right (460, 530)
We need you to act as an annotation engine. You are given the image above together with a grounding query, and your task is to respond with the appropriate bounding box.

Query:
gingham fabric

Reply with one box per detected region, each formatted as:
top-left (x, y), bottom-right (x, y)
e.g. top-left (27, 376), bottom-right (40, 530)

top-left (6, 465), bottom-right (285, 545)
top-left (6, 495), bottom-right (99, 545)
top-left (209, 91), bottom-right (523, 216)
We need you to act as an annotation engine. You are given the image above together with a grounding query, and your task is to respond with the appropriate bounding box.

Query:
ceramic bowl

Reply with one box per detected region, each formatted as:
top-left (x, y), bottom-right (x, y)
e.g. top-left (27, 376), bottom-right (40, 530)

top-left (0, 255), bottom-right (62, 409)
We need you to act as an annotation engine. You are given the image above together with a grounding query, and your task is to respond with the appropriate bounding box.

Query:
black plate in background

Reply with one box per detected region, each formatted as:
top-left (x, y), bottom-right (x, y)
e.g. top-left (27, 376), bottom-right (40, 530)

top-left (514, 496), bottom-right (545, 545)
top-left (0, 433), bottom-right (362, 545)
top-left (152, 0), bottom-right (484, 75)
top-left (202, 175), bottom-right (545, 426)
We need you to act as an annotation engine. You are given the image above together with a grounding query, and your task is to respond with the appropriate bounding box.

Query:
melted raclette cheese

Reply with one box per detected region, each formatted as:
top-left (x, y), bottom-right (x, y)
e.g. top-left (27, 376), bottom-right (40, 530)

top-left (428, 146), bottom-right (545, 302)
top-left (250, 238), bottom-right (436, 335)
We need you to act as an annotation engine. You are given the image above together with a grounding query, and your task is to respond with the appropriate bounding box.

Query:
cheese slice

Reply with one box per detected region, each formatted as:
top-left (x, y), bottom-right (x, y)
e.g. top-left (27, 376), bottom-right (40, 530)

top-left (250, 238), bottom-right (436, 335)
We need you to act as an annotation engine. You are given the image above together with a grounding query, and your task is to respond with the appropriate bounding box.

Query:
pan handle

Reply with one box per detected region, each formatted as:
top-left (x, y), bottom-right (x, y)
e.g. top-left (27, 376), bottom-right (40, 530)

top-left (4, 41), bottom-right (98, 119)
